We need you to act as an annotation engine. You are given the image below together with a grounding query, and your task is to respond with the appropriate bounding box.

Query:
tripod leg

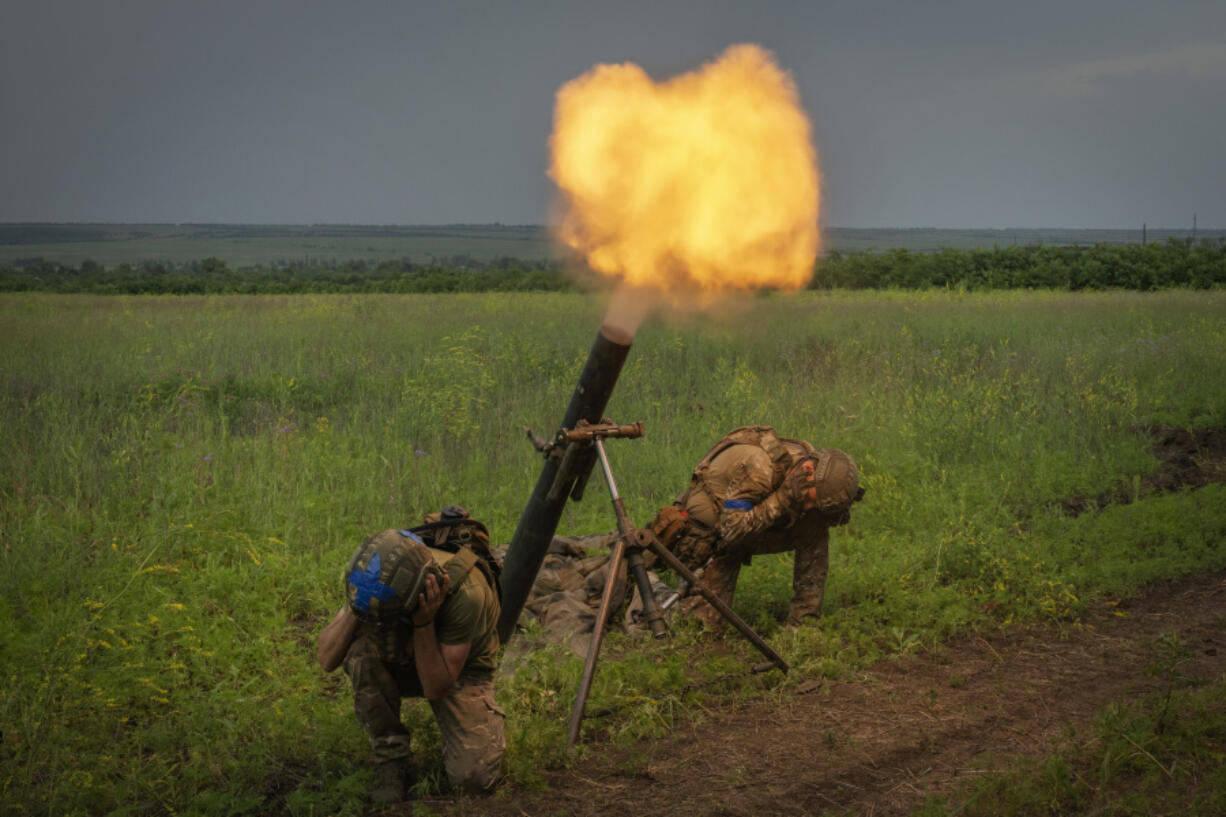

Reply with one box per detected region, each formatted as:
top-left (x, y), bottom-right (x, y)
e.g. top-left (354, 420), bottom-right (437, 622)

top-left (647, 538), bottom-right (789, 674)
top-left (567, 535), bottom-right (627, 749)
top-left (625, 537), bottom-right (668, 639)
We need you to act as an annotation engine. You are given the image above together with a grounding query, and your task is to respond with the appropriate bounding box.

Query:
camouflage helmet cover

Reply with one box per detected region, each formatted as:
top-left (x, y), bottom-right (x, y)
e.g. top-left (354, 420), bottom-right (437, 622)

top-left (344, 529), bottom-right (440, 621)
top-left (810, 448), bottom-right (861, 515)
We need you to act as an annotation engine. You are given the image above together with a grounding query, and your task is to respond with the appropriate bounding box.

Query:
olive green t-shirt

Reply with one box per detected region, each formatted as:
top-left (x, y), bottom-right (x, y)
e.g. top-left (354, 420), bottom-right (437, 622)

top-left (431, 547), bottom-right (500, 677)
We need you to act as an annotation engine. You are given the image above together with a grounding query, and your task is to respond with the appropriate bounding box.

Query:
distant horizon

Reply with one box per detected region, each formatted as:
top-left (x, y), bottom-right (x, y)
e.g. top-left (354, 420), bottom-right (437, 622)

top-left (2, 221), bottom-right (1220, 232)
top-left (4, 221), bottom-right (1220, 269)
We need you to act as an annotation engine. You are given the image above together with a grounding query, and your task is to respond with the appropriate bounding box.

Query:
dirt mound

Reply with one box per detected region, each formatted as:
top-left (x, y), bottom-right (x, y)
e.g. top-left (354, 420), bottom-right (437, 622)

top-left (1145, 425), bottom-right (1226, 490)
top-left (431, 569), bottom-right (1226, 817)
top-left (1059, 425), bottom-right (1226, 516)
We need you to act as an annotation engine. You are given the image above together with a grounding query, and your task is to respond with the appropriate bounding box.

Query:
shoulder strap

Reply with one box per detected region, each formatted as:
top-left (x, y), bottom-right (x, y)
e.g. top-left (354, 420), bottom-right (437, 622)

top-left (431, 545), bottom-right (500, 600)
top-left (757, 429), bottom-right (794, 486)
top-left (440, 547), bottom-right (480, 590)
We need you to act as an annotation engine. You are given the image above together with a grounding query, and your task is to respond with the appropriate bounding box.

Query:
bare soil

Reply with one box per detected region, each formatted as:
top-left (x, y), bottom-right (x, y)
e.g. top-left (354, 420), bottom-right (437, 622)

top-left (1057, 425), bottom-right (1226, 516)
top-left (419, 570), bottom-right (1225, 817)
top-left (407, 428), bottom-right (1226, 817)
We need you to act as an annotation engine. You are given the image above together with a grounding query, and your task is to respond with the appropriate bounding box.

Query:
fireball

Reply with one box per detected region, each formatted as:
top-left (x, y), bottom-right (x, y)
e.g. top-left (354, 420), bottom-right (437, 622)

top-left (550, 44), bottom-right (821, 295)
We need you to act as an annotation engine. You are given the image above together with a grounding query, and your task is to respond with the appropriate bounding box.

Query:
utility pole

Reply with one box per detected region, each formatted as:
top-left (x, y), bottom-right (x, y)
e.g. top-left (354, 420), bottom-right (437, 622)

top-left (1142, 223), bottom-right (1147, 246)
top-left (1193, 212), bottom-right (1197, 242)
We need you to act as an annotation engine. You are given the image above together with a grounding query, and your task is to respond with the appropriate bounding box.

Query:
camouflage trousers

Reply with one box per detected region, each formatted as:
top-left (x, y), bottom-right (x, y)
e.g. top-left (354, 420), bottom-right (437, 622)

top-left (342, 637), bottom-right (505, 793)
top-left (683, 511), bottom-right (830, 627)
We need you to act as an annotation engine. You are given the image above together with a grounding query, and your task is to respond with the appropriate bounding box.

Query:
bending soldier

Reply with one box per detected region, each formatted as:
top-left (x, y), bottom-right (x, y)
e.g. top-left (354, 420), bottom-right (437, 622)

top-left (317, 506), bottom-right (504, 806)
top-left (650, 427), bottom-right (863, 627)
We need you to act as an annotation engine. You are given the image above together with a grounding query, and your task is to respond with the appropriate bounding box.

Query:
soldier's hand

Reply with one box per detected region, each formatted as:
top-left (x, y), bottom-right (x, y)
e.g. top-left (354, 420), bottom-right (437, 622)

top-left (783, 457), bottom-right (819, 512)
top-left (648, 505), bottom-right (689, 549)
top-left (411, 572), bottom-right (450, 628)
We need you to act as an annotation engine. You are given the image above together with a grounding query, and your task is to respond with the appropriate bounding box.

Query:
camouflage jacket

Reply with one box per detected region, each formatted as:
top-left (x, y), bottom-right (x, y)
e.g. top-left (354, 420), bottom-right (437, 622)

top-left (681, 442), bottom-right (805, 546)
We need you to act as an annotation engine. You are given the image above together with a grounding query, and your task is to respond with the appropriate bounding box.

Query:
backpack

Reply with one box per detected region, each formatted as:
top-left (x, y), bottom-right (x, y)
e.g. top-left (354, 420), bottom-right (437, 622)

top-left (401, 505), bottom-right (502, 599)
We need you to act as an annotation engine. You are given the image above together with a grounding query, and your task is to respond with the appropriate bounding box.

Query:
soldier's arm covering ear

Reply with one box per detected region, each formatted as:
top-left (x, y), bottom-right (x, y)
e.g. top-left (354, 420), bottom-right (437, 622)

top-left (781, 457), bottom-right (820, 512)
top-left (412, 573), bottom-right (474, 701)
top-left (316, 605), bottom-right (359, 672)
top-left (717, 448), bottom-right (789, 545)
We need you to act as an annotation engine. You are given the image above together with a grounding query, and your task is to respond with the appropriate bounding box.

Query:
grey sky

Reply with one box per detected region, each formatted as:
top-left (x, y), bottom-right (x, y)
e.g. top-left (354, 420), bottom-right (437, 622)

top-left (3, 0), bottom-right (1223, 228)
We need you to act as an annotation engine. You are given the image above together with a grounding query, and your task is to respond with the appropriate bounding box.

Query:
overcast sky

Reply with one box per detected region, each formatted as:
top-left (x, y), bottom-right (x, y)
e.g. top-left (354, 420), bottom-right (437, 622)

top-left (3, 0), bottom-right (1223, 228)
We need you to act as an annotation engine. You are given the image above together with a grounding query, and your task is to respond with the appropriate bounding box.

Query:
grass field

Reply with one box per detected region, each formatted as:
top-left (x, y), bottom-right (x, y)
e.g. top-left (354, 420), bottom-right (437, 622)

top-left (2, 289), bottom-right (1225, 815)
top-left (918, 676), bottom-right (1226, 817)
top-left (2, 223), bottom-right (1219, 267)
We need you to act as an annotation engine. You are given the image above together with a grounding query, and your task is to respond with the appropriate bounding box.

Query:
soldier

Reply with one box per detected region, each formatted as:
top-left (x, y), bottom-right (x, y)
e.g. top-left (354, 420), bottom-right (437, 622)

top-left (649, 427), bottom-right (863, 627)
top-left (316, 507), bottom-right (504, 806)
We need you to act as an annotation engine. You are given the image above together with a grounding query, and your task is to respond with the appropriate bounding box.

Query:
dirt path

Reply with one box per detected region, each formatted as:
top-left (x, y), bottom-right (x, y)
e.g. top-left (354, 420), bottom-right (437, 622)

top-left (432, 569), bottom-right (1226, 817)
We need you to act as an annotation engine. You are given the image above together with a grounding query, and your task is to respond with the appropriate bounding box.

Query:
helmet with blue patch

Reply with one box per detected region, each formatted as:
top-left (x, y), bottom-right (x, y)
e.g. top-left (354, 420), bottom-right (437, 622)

top-left (343, 529), bottom-right (441, 622)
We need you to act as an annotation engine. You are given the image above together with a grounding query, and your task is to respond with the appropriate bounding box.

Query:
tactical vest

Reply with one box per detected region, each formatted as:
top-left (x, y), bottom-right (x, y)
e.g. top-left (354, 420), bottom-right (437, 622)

top-left (688, 426), bottom-right (796, 512)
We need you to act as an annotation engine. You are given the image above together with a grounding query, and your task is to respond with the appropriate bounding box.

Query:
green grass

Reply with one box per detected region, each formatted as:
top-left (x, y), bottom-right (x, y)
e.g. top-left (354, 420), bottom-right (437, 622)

top-left (915, 634), bottom-right (1226, 817)
top-left (2, 289), bottom-right (1225, 815)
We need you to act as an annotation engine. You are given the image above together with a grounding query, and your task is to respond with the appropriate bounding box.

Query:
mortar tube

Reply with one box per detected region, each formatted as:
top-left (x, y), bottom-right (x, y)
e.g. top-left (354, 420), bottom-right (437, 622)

top-left (497, 324), bottom-right (633, 643)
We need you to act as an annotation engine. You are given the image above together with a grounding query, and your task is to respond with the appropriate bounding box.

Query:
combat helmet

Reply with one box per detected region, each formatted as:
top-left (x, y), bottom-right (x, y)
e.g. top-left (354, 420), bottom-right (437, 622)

top-left (811, 449), bottom-right (864, 521)
top-left (343, 529), bottom-right (442, 621)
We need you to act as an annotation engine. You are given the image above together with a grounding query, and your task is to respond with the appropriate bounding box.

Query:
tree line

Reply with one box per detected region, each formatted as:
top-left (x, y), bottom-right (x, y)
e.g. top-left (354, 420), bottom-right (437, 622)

top-left (811, 240), bottom-right (1226, 291)
top-left (0, 256), bottom-right (569, 294)
top-left (1, 240), bottom-right (1223, 294)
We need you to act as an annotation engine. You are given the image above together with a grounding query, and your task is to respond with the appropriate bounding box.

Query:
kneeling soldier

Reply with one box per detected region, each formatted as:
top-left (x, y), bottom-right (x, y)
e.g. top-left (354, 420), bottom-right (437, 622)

top-left (317, 507), bottom-right (504, 805)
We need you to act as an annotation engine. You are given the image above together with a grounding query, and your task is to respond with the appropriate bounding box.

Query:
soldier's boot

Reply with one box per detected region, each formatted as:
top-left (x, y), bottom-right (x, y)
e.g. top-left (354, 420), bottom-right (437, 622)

top-left (680, 594), bottom-right (723, 630)
top-left (683, 553), bottom-right (741, 631)
top-left (786, 594), bottom-right (823, 626)
top-left (370, 759), bottom-right (408, 806)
